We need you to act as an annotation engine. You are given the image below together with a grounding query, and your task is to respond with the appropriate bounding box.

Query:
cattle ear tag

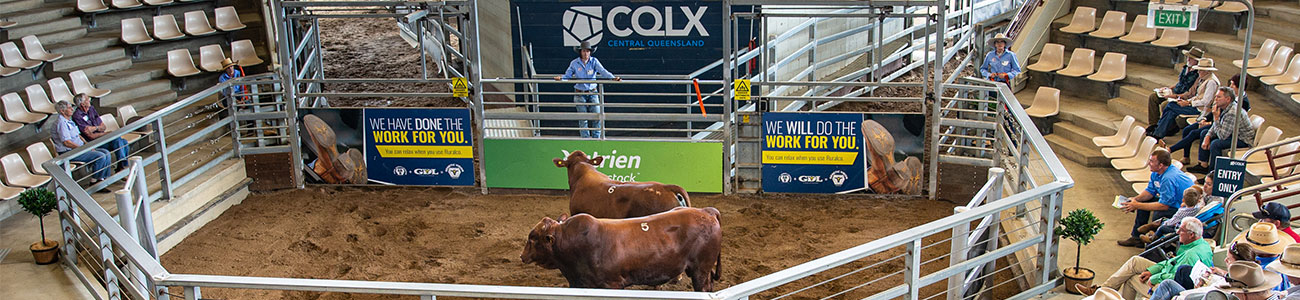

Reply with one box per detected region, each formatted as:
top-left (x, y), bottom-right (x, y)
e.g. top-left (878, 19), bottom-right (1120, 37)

top-left (641, 223), bottom-right (649, 231)
top-left (608, 186), bottom-right (616, 194)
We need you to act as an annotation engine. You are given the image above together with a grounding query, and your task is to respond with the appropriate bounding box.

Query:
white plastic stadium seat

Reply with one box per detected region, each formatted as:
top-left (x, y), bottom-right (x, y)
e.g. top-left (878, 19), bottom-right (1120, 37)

top-left (167, 49), bottom-right (201, 77)
top-left (70, 70), bottom-right (112, 98)
top-left (231, 39), bottom-right (264, 66)
top-left (1088, 11), bottom-right (1128, 39)
top-left (1, 42), bottom-right (41, 69)
top-left (1101, 126), bottom-right (1147, 158)
top-left (143, 0), bottom-right (172, 5)
top-left (121, 18), bottom-right (154, 45)
top-left (1, 153), bottom-right (50, 188)
top-left (153, 15), bottom-right (186, 40)
top-left (47, 78), bottom-right (75, 104)
top-left (183, 11), bottom-right (217, 36)
top-left (214, 6), bottom-right (247, 31)
top-left (25, 143), bottom-right (56, 175)
top-left (0, 116), bottom-right (21, 134)
top-left (198, 44), bottom-right (227, 72)
top-left (1112, 137), bottom-right (1158, 170)
top-left (78, 0), bottom-right (109, 13)
top-left (111, 0), bottom-right (142, 9)
top-left (20, 35), bottom-right (63, 62)
top-left (101, 114), bottom-right (142, 143)
top-left (1235, 39), bottom-right (1279, 69)
top-left (1, 92), bottom-right (46, 124)
top-left (1059, 7), bottom-right (1098, 34)
top-left (1093, 116), bottom-right (1137, 147)
top-left (23, 84), bottom-right (57, 114)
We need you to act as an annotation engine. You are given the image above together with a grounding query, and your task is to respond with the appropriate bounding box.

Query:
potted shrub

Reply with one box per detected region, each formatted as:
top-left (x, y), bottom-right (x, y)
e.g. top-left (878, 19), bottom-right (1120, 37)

top-left (1056, 208), bottom-right (1104, 294)
top-left (18, 187), bottom-right (59, 265)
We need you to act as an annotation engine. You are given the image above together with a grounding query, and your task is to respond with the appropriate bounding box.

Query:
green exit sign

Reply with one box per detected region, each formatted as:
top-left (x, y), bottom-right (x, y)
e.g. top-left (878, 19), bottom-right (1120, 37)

top-left (1148, 3), bottom-right (1199, 30)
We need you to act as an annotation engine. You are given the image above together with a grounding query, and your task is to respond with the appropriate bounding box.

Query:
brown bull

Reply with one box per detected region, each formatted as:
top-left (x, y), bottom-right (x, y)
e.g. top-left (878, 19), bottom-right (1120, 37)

top-left (553, 150), bottom-right (690, 219)
top-left (520, 207), bottom-right (723, 291)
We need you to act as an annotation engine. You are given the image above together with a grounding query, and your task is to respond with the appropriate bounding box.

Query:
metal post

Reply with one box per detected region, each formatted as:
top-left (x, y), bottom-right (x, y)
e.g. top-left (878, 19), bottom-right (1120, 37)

top-left (598, 85), bottom-right (607, 141)
top-left (929, 3), bottom-right (949, 200)
top-left (271, 0), bottom-right (303, 187)
top-left (132, 157), bottom-right (159, 257)
top-left (1229, 0), bottom-right (1253, 159)
top-left (115, 189), bottom-right (147, 289)
top-left (947, 206), bottom-right (970, 300)
top-left (57, 185), bottom-right (77, 265)
top-left (419, 17), bottom-right (427, 80)
top-left (421, 296), bottom-right (436, 300)
top-left (723, 0), bottom-right (734, 194)
top-left (99, 229), bottom-right (122, 300)
top-left (1038, 191), bottom-right (1062, 286)
top-left (905, 239), bottom-right (922, 300)
top-left (153, 119), bottom-right (174, 199)
top-left (184, 286), bottom-right (201, 300)
top-left (469, 0), bottom-right (489, 194)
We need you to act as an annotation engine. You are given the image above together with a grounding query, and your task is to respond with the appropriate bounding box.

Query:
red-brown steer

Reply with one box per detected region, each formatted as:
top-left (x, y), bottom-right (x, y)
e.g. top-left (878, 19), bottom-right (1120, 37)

top-left (553, 150), bottom-right (690, 219)
top-left (520, 207), bottom-right (723, 291)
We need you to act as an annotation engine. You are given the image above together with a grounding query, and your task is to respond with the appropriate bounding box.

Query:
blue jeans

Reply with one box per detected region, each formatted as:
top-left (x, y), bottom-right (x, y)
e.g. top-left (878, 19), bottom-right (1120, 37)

top-left (1134, 200), bottom-right (1180, 238)
top-left (1152, 103), bottom-right (1200, 138)
top-left (69, 149), bottom-right (112, 180)
top-left (1198, 137), bottom-right (1249, 168)
top-left (1150, 265), bottom-right (1196, 300)
top-left (574, 93), bottom-right (602, 138)
top-left (1171, 125), bottom-right (1210, 159)
top-left (99, 137), bottom-right (129, 169)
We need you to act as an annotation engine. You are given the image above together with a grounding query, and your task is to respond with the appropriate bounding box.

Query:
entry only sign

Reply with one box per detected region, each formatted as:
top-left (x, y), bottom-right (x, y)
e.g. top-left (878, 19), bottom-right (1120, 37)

top-left (1211, 157), bottom-right (1247, 198)
top-left (1148, 3), bottom-right (1199, 30)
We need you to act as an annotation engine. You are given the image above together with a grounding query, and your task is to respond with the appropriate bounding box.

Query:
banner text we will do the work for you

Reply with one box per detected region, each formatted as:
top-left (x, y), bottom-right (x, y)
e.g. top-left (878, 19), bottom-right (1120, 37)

top-left (761, 112), bottom-right (864, 193)
top-left (365, 108), bottom-right (475, 186)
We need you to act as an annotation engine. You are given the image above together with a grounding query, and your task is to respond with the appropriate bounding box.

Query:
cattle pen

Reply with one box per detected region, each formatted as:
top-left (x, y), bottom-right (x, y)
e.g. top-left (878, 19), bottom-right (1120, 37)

top-left (42, 0), bottom-right (1071, 300)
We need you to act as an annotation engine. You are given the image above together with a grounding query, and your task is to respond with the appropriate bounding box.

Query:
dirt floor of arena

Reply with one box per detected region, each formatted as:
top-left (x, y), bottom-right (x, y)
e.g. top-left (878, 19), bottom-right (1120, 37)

top-left (160, 164), bottom-right (1032, 300)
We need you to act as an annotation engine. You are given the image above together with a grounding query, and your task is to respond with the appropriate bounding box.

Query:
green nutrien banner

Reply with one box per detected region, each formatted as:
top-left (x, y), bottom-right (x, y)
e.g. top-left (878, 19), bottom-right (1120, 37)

top-left (484, 139), bottom-right (723, 193)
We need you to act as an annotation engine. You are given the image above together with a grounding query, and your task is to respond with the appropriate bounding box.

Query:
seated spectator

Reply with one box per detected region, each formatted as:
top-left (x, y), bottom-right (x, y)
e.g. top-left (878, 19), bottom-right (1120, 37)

top-left (1149, 48), bottom-right (1204, 125)
top-left (1077, 217), bottom-right (1213, 297)
top-left (1216, 261), bottom-right (1283, 300)
top-left (1119, 148), bottom-right (1197, 247)
top-left (1255, 202), bottom-right (1300, 243)
top-left (1150, 59), bottom-right (1219, 139)
top-left (1150, 243), bottom-right (1254, 300)
top-left (1187, 87), bottom-right (1254, 174)
top-left (1138, 187), bottom-right (1204, 242)
top-left (1233, 222), bottom-right (1295, 293)
top-left (1227, 74), bottom-right (1250, 112)
top-left (53, 101), bottom-right (111, 183)
top-left (1264, 244), bottom-right (1300, 299)
top-left (1168, 90), bottom-right (1223, 164)
top-left (70, 93), bottom-right (128, 170)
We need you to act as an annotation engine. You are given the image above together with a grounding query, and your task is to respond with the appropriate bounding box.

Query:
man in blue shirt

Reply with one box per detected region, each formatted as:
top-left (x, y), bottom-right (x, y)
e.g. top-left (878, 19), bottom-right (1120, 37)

top-left (52, 100), bottom-right (112, 183)
top-left (555, 41), bottom-right (620, 138)
top-left (70, 94), bottom-right (129, 170)
top-left (218, 58), bottom-right (247, 106)
top-left (1148, 48), bottom-right (1203, 124)
top-left (979, 33), bottom-right (1021, 86)
top-left (1119, 148), bottom-right (1196, 247)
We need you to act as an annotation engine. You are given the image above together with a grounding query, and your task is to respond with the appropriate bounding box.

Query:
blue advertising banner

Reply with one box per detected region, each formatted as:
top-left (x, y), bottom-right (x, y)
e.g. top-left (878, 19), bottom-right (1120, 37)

top-left (364, 108), bottom-right (475, 186)
top-left (1211, 157), bottom-right (1247, 198)
top-left (761, 112), bottom-right (865, 193)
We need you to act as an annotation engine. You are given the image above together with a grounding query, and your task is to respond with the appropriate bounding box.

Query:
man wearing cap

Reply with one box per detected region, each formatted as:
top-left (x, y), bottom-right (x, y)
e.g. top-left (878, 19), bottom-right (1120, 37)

top-left (1218, 261), bottom-right (1284, 300)
top-left (555, 41), bottom-right (620, 139)
top-left (1149, 48), bottom-right (1204, 126)
top-left (1151, 58), bottom-right (1220, 139)
top-left (1080, 217), bottom-right (1214, 298)
top-left (1264, 244), bottom-right (1300, 299)
top-left (979, 33), bottom-right (1020, 86)
top-left (1119, 148), bottom-right (1196, 247)
top-left (1256, 202), bottom-right (1300, 243)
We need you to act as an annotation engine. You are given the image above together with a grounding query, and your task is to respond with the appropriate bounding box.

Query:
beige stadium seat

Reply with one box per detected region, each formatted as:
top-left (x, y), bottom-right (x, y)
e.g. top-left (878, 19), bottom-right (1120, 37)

top-left (198, 44), bottom-right (227, 72)
top-left (26, 143), bottom-right (55, 175)
top-left (1060, 7), bottom-right (1098, 34)
top-left (111, 0), bottom-right (142, 9)
top-left (1119, 15), bottom-right (1158, 43)
top-left (1027, 43), bottom-right (1065, 72)
top-left (23, 85), bottom-right (56, 114)
top-left (100, 114), bottom-right (142, 143)
top-left (1, 66), bottom-right (17, 77)
top-left (1187, 0), bottom-right (1217, 8)
top-left (184, 11), bottom-right (217, 36)
top-left (0, 21), bottom-right (13, 28)
top-left (1216, 1), bottom-right (1248, 13)
top-left (78, 0), bottom-right (109, 13)
top-left (1248, 142), bottom-right (1299, 177)
top-left (214, 6), bottom-right (247, 31)
top-left (1112, 137), bottom-right (1158, 170)
top-left (1056, 48), bottom-right (1096, 77)
top-left (1122, 168), bottom-right (1152, 182)
top-left (1235, 39), bottom-right (1279, 68)
top-left (1, 42), bottom-right (40, 69)
top-left (0, 117), bottom-right (21, 133)
top-left (47, 78), bottom-right (75, 104)
top-left (20, 35), bottom-right (63, 62)
top-left (1087, 52), bottom-right (1127, 82)
top-left (1093, 116), bottom-right (1137, 147)
top-left (1150, 28), bottom-right (1189, 47)
top-left (121, 18), bottom-right (154, 45)
top-left (1294, 94), bottom-right (1300, 105)
top-left (167, 49), bottom-right (201, 77)
top-left (1025, 87), bottom-right (1060, 117)
top-left (1089, 11), bottom-right (1128, 38)
top-left (153, 15), bottom-right (186, 40)
top-left (0, 181), bottom-right (23, 200)
top-left (1249, 47), bottom-right (1294, 77)
top-left (70, 70), bottom-right (111, 98)
top-left (1238, 126), bottom-right (1283, 163)
top-left (1132, 182), bottom-right (1148, 195)
top-left (143, 0), bottom-right (172, 5)
top-left (1, 153), bottom-right (50, 188)
top-left (118, 105), bottom-right (152, 135)
top-left (1277, 83), bottom-right (1300, 94)
top-left (231, 39), bottom-right (264, 66)
top-left (1262, 56), bottom-right (1300, 86)
top-left (1, 92), bottom-right (46, 124)
top-left (1102, 126), bottom-right (1148, 158)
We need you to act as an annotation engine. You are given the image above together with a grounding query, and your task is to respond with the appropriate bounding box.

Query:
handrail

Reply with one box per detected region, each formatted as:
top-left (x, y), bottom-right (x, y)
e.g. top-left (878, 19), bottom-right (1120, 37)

top-left (1239, 135), bottom-right (1300, 160)
top-left (159, 274), bottom-right (715, 300)
top-left (1222, 174), bottom-right (1300, 243)
top-left (1006, 0), bottom-right (1042, 40)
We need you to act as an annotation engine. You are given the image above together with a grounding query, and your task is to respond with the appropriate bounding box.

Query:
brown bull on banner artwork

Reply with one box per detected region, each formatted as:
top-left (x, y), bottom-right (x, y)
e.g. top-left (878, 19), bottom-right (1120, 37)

top-left (553, 150), bottom-right (690, 219)
top-left (520, 207), bottom-right (723, 291)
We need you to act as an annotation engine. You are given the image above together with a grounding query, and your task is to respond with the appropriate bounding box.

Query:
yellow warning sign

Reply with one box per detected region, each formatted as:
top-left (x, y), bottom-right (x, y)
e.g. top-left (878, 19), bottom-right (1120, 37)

top-left (734, 79), bottom-right (751, 101)
top-left (452, 77), bottom-right (469, 97)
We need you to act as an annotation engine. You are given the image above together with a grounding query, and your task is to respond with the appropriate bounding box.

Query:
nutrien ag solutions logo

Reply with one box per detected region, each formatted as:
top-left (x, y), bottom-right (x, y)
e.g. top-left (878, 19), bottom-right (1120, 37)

top-left (560, 149), bottom-right (642, 181)
top-left (561, 5), bottom-right (711, 47)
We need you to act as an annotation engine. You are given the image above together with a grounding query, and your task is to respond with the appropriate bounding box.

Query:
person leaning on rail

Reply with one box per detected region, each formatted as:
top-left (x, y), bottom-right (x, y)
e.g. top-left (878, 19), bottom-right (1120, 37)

top-left (52, 100), bottom-right (112, 183)
top-left (554, 41), bottom-right (620, 139)
top-left (979, 33), bottom-right (1020, 90)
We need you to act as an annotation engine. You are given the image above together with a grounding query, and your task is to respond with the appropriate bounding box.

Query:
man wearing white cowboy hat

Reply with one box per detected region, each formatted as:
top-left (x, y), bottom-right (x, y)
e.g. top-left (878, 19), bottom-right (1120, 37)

top-left (1218, 261), bottom-right (1284, 300)
top-left (1231, 222), bottom-right (1295, 292)
top-left (218, 58), bottom-right (247, 105)
top-left (1148, 47), bottom-right (1205, 126)
top-left (1150, 58), bottom-right (1219, 139)
top-left (1083, 287), bottom-right (1127, 300)
top-left (554, 41), bottom-right (620, 138)
top-left (1264, 244), bottom-right (1300, 299)
top-left (979, 33), bottom-right (1020, 86)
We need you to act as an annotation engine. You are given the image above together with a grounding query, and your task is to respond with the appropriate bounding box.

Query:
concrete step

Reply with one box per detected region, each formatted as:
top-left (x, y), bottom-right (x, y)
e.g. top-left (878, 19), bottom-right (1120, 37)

top-left (1045, 134), bottom-right (1112, 167)
top-left (1259, 2), bottom-right (1300, 24)
top-left (0, 0), bottom-right (42, 15)
top-left (45, 31), bottom-right (119, 58)
top-left (1107, 97), bottom-right (1149, 124)
top-left (6, 17), bottom-right (83, 40)
top-left (22, 26), bottom-right (88, 47)
top-left (1119, 84), bottom-right (1151, 102)
top-left (120, 91), bottom-right (179, 115)
top-left (69, 56), bottom-right (133, 78)
top-left (101, 79), bottom-right (171, 107)
top-left (1052, 121), bottom-right (1102, 146)
top-left (1237, 18), bottom-right (1299, 50)
top-left (0, 5), bottom-right (75, 26)
top-left (1124, 62), bottom-right (1178, 89)
top-left (93, 66), bottom-right (166, 91)
top-left (1191, 30), bottom-right (1274, 58)
top-left (52, 48), bottom-right (127, 73)
top-left (154, 159), bottom-right (248, 254)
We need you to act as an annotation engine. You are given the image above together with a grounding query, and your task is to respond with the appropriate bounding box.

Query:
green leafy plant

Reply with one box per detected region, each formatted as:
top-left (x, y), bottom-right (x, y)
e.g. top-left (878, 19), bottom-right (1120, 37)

top-left (1055, 208), bottom-right (1105, 273)
top-left (18, 187), bottom-right (58, 247)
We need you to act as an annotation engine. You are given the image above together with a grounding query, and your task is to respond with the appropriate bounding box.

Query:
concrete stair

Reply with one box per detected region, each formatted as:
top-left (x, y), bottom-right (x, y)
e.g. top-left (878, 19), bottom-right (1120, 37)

top-left (0, 0), bottom-right (43, 15)
top-left (5, 16), bottom-right (84, 43)
top-left (44, 31), bottom-right (120, 60)
top-left (101, 79), bottom-right (172, 107)
top-left (52, 48), bottom-right (127, 72)
top-left (0, 5), bottom-right (74, 28)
